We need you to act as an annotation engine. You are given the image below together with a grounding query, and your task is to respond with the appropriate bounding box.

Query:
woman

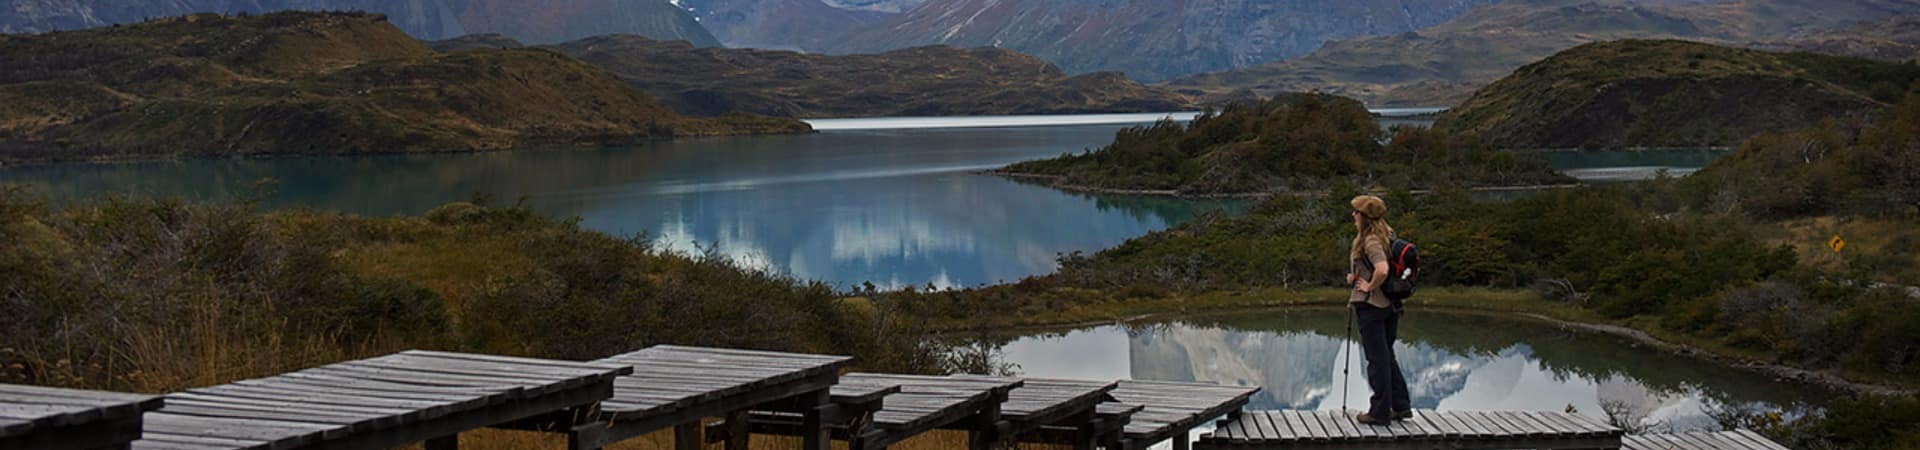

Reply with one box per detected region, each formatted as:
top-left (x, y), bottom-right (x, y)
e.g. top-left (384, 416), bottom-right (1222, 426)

top-left (1346, 195), bottom-right (1410, 425)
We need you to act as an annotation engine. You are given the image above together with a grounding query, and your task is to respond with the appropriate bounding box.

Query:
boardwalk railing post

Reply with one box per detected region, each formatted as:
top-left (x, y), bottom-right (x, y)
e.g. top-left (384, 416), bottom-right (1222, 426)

top-left (968, 397), bottom-right (1004, 450)
top-left (801, 389), bottom-right (832, 450)
top-left (569, 423), bottom-right (608, 450)
top-left (1171, 426), bottom-right (1192, 450)
top-left (726, 410), bottom-right (753, 450)
top-left (676, 420), bottom-right (704, 450)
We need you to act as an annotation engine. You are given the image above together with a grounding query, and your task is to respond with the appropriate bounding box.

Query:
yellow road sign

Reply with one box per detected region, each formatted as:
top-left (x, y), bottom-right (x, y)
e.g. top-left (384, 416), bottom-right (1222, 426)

top-left (1828, 235), bottom-right (1846, 253)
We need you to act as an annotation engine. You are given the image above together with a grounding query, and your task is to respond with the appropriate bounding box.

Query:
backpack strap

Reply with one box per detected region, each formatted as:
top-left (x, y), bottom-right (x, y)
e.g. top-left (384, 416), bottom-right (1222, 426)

top-left (1394, 242), bottom-right (1414, 272)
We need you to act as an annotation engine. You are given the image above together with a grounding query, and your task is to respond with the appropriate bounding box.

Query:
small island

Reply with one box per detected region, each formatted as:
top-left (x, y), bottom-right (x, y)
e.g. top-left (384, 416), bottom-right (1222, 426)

top-left (998, 93), bottom-right (1571, 196)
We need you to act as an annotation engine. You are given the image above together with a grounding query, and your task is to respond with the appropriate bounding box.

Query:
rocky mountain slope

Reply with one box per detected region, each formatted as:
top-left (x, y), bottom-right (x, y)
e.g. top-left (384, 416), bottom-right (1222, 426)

top-left (549, 35), bottom-right (1199, 118)
top-left (826, 0), bottom-right (1498, 82)
top-left (1436, 39), bottom-right (1920, 149)
top-left (677, 0), bottom-right (892, 51)
top-left (1165, 0), bottom-right (1920, 107)
top-left (0, 12), bottom-right (804, 164)
top-left (1753, 15), bottom-right (1920, 62)
top-left (0, 0), bottom-right (719, 46)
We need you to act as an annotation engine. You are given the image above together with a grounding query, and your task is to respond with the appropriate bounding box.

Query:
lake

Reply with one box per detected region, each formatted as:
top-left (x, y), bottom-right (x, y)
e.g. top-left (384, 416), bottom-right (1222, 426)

top-left (996, 310), bottom-right (1827, 441)
top-left (0, 113), bottom-right (1723, 288)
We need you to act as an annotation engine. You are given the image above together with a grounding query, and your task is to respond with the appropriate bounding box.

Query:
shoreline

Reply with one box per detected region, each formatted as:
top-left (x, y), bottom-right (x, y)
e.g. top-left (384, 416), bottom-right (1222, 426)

top-left (0, 128), bottom-right (815, 170)
top-left (931, 291), bottom-right (1912, 398)
top-left (990, 170), bottom-right (1585, 199)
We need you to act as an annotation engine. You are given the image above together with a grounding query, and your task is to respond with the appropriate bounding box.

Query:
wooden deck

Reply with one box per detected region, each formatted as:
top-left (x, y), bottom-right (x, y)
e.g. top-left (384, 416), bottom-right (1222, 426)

top-left (129, 350), bottom-right (631, 450)
top-left (982, 377), bottom-right (1116, 437)
top-left (1198, 410), bottom-right (1625, 450)
top-left (836, 373), bottom-right (1023, 450)
top-left (0, 383), bottom-right (163, 450)
top-left (564, 345), bottom-right (852, 450)
top-left (1111, 380), bottom-right (1262, 450)
top-left (14, 343), bottom-right (1745, 450)
top-left (1622, 430), bottom-right (1789, 450)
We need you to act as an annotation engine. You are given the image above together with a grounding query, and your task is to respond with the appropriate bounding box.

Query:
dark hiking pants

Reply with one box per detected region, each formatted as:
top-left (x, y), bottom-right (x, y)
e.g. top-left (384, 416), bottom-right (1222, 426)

top-left (1355, 303), bottom-right (1411, 418)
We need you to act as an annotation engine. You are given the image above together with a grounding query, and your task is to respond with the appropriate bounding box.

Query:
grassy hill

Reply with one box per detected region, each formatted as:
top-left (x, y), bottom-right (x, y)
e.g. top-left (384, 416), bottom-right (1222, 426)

top-left (0, 12), bottom-right (807, 165)
top-left (1000, 93), bottom-right (1569, 195)
top-left (1437, 39), bottom-right (1920, 149)
top-left (1161, 0), bottom-right (1920, 107)
top-left (548, 35), bottom-right (1198, 118)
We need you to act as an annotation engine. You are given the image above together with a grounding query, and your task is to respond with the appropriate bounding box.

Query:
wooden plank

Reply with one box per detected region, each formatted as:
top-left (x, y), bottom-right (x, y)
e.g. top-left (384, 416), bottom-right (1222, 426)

top-left (645, 345), bottom-right (851, 363)
top-left (1451, 411), bottom-right (1494, 438)
top-left (399, 350), bottom-right (634, 374)
top-left (1306, 410), bottom-right (1336, 441)
top-left (1265, 411), bottom-right (1296, 441)
top-left (0, 384), bottom-right (158, 407)
top-left (138, 431), bottom-right (275, 449)
top-left (337, 360), bottom-right (573, 386)
top-left (1734, 429), bottom-right (1791, 450)
top-left (142, 412), bottom-right (334, 445)
top-left (1282, 411), bottom-right (1314, 441)
top-left (1333, 410), bottom-right (1370, 440)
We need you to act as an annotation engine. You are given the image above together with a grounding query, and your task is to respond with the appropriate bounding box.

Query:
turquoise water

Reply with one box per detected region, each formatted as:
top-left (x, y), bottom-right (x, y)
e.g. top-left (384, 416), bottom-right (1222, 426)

top-left (0, 121), bottom-right (1241, 289)
top-left (0, 115), bottom-right (1728, 288)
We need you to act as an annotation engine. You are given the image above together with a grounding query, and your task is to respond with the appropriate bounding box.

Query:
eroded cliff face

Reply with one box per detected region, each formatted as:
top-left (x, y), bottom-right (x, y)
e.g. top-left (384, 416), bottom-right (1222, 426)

top-left (827, 0), bottom-right (1498, 82)
top-left (2, 0), bottom-right (717, 46)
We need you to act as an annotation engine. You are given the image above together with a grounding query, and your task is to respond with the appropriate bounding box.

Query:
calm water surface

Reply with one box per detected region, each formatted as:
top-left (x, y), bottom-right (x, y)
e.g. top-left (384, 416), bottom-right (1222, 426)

top-left (0, 120), bottom-right (1240, 289)
top-left (0, 114), bottom-right (1726, 288)
top-left (1000, 310), bottom-right (1826, 437)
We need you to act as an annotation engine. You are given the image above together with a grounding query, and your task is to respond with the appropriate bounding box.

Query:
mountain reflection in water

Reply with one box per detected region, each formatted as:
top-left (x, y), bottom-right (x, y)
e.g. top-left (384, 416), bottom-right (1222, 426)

top-left (999, 310), bottom-right (1828, 432)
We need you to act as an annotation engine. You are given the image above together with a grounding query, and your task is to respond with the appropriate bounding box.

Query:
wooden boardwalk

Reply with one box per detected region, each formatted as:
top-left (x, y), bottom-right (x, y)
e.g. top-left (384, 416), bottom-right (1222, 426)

top-left (129, 350), bottom-right (631, 450)
top-left (16, 343), bottom-right (1774, 450)
top-left (0, 384), bottom-right (162, 450)
top-left (1199, 410), bottom-right (1624, 450)
top-left (564, 345), bottom-right (851, 450)
top-left (832, 373), bottom-right (1023, 450)
top-left (1623, 430), bottom-right (1789, 450)
top-left (1111, 380), bottom-right (1261, 450)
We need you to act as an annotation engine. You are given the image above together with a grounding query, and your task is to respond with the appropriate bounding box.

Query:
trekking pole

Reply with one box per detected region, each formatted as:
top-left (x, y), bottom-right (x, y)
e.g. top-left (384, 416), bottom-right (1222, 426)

top-left (1341, 304), bottom-right (1354, 412)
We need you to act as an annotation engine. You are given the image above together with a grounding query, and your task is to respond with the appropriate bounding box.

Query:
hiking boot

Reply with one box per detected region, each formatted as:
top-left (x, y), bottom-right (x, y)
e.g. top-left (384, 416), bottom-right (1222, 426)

top-left (1356, 413), bottom-right (1392, 425)
top-left (1393, 410), bottom-right (1414, 421)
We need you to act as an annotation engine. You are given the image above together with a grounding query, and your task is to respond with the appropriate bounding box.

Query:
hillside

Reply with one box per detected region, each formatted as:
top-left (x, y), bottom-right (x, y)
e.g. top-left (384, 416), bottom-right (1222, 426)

top-left (999, 93), bottom-right (1569, 195)
top-left (676, 0), bottom-right (893, 51)
top-left (1436, 39), bottom-right (1920, 149)
top-left (825, 0), bottom-right (1498, 82)
top-left (0, 12), bottom-right (806, 164)
top-left (550, 36), bottom-right (1199, 118)
top-left (1164, 0), bottom-right (1920, 107)
top-left (0, 0), bottom-right (719, 47)
top-left (1753, 15), bottom-right (1920, 63)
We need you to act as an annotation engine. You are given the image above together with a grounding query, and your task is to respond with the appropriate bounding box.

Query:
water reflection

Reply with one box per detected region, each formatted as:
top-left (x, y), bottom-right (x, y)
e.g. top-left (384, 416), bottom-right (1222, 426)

top-left (999, 310), bottom-right (1826, 432)
top-left (0, 123), bottom-right (1242, 288)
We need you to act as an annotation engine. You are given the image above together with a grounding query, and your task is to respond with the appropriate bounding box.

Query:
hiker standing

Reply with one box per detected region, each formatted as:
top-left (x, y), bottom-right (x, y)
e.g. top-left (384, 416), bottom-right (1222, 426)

top-left (1346, 195), bottom-right (1411, 424)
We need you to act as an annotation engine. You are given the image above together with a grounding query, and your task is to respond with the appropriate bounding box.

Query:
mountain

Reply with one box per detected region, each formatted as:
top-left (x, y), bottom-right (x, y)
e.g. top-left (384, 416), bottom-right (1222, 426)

top-left (0, 12), bottom-right (805, 164)
top-left (1752, 15), bottom-right (1920, 62)
top-left (1436, 39), bottom-right (1920, 149)
top-left (821, 0), bottom-right (927, 13)
top-left (826, 0), bottom-right (1499, 82)
top-left (549, 35), bottom-right (1198, 118)
top-left (1165, 0), bottom-right (1920, 107)
top-left (676, 0), bottom-right (893, 51)
top-left (0, 0), bottom-right (720, 46)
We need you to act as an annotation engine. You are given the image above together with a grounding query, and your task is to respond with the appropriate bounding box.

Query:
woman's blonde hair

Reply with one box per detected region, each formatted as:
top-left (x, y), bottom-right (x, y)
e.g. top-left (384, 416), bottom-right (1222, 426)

top-left (1350, 195), bottom-right (1393, 262)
